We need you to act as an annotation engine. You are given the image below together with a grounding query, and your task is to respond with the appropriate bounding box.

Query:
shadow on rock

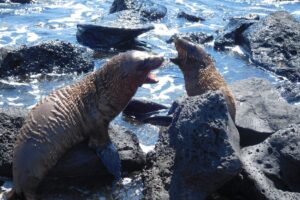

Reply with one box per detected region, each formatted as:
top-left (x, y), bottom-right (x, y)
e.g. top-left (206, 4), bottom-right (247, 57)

top-left (230, 78), bottom-right (300, 147)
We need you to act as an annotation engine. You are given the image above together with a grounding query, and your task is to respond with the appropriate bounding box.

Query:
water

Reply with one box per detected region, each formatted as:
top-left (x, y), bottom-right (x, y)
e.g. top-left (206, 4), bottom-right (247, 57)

top-left (0, 0), bottom-right (299, 199)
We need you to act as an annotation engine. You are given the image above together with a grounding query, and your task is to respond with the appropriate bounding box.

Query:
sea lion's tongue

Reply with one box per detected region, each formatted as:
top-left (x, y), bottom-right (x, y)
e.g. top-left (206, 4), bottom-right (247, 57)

top-left (144, 72), bottom-right (159, 84)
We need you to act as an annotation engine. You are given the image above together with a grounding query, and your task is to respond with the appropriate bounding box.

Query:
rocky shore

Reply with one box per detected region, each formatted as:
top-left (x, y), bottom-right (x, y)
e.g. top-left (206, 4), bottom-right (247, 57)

top-left (0, 0), bottom-right (300, 199)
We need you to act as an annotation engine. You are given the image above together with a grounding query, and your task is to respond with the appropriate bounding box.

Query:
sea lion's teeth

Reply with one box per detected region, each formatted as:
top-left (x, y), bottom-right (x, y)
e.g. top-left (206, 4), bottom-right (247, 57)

top-left (145, 72), bottom-right (159, 84)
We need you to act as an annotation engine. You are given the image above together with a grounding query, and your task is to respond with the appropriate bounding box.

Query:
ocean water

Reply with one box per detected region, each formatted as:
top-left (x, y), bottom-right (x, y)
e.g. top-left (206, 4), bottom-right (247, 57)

top-left (0, 0), bottom-right (299, 199)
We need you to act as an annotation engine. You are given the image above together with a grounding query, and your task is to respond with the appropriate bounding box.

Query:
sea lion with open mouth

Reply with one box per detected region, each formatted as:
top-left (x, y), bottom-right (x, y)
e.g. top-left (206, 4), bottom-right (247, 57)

top-left (5, 51), bottom-right (164, 200)
top-left (171, 38), bottom-right (236, 121)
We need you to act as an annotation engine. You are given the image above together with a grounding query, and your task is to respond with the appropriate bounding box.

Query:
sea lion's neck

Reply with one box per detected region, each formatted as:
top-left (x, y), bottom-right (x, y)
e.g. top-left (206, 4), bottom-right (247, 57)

top-left (182, 64), bottom-right (215, 96)
top-left (92, 63), bottom-right (138, 119)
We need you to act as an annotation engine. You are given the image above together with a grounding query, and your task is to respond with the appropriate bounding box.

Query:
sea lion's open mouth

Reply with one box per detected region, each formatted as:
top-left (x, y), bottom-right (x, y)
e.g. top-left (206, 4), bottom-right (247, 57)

top-left (145, 72), bottom-right (159, 84)
top-left (170, 38), bottom-right (190, 66)
top-left (142, 54), bottom-right (164, 84)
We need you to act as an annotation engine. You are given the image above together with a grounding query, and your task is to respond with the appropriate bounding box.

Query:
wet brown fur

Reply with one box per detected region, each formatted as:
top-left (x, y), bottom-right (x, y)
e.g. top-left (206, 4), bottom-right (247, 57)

top-left (6, 51), bottom-right (163, 200)
top-left (173, 38), bottom-right (236, 121)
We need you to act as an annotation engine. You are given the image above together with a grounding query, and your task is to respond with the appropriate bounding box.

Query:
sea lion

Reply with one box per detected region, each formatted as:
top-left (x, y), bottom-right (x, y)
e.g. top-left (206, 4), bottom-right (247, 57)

top-left (171, 38), bottom-right (236, 121)
top-left (5, 50), bottom-right (164, 200)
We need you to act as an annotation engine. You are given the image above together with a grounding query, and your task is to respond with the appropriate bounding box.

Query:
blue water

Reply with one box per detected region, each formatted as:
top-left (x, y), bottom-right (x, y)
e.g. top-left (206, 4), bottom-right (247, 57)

top-left (0, 0), bottom-right (300, 199)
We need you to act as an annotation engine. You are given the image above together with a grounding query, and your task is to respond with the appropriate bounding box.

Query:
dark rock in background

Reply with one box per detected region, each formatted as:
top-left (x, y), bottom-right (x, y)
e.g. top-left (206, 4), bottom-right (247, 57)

top-left (177, 11), bottom-right (205, 22)
top-left (0, 108), bottom-right (26, 177)
top-left (0, 0), bottom-right (31, 3)
top-left (230, 78), bottom-right (300, 147)
top-left (143, 91), bottom-right (241, 200)
top-left (242, 11), bottom-right (300, 82)
top-left (214, 14), bottom-right (259, 50)
top-left (276, 81), bottom-right (300, 103)
top-left (167, 32), bottom-right (213, 44)
top-left (123, 99), bottom-right (168, 119)
top-left (76, 10), bottom-right (154, 49)
top-left (109, 0), bottom-right (167, 21)
top-left (215, 11), bottom-right (300, 83)
top-left (0, 41), bottom-right (94, 79)
top-left (0, 108), bottom-right (146, 179)
top-left (123, 99), bottom-right (170, 126)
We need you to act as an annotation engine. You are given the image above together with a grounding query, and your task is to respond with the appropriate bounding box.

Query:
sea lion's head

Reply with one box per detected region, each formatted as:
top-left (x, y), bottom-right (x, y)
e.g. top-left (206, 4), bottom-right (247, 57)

top-left (170, 38), bottom-right (213, 71)
top-left (115, 50), bottom-right (164, 87)
top-left (97, 50), bottom-right (164, 100)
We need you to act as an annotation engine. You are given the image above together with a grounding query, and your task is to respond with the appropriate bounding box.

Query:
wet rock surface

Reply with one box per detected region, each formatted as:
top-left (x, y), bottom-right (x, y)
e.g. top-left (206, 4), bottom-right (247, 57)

top-left (215, 11), bottom-right (300, 82)
top-left (276, 81), bottom-right (300, 103)
top-left (177, 11), bottom-right (205, 22)
top-left (230, 78), bottom-right (300, 147)
top-left (0, 108), bottom-right (146, 179)
top-left (76, 10), bottom-right (154, 49)
top-left (109, 0), bottom-right (167, 21)
top-left (242, 11), bottom-right (300, 82)
top-left (0, 40), bottom-right (93, 79)
top-left (167, 32), bottom-right (213, 45)
top-left (123, 99), bottom-right (169, 126)
top-left (143, 91), bottom-right (241, 200)
top-left (214, 14), bottom-right (259, 50)
top-left (0, 108), bottom-right (26, 177)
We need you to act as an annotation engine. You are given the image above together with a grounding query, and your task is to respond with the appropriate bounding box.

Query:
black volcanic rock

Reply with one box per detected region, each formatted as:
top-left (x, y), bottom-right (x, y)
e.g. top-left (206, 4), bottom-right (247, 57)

top-left (215, 11), bottom-right (300, 82)
top-left (167, 32), bottom-right (213, 44)
top-left (214, 14), bottom-right (259, 50)
top-left (0, 41), bottom-right (93, 79)
top-left (76, 10), bottom-right (154, 49)
top-left (276, 81), bottom-right (300, 103)
top-left (177, 11), bottom-right (205, 22)
top-left (239, 124), bottom-right (300, 199)
top-left (230, 78), bottom-right (300, 147)
top-left (241, 11), bottom-right (300, 82)
top-left (143, 91), bottom-right (241, 200)
top-left (109, 0), bottom-right (167, 21)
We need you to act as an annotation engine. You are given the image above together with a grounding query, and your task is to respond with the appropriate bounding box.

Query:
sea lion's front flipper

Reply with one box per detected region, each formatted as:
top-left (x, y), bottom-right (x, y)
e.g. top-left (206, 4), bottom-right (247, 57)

top-left (89, 127), bottom-right (122, 180)
top-left (96, 141), bottom-right (121, 180)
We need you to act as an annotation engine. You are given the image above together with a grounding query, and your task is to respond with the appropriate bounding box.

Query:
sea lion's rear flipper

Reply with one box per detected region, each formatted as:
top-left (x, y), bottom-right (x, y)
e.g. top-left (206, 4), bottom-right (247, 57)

top-left (96, 141), bottom-right (122, 180)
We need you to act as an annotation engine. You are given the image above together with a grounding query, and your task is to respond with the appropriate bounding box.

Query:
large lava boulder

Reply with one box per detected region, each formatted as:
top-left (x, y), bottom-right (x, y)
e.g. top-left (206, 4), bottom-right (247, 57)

top-left (0, 108), bottom-right (146, 179)
top-left (239, 124), bottom-right (300, 199)
top-left (215, 11), bottom-right (300, 82)
top-left (230, 78), bottom-right (300, 147)
top-left (167, 32), bottom-right (213, 45)
top-left (214, 14), bottom-right (259, 50)
top-left (143, 91), bottom-right (241, 200)
top-left (0, 40), bottom-right (93, 79)
top-left (109, 0), bottom-right (167, 21)
top-left (242, 11), bottom-right (300, 82)
top-left (76, 10), bottom-right (154, 49)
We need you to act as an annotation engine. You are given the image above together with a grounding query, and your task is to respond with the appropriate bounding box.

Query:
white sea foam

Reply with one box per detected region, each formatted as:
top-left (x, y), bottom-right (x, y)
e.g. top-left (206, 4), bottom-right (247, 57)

top-left (1, 181), bottom-right (12, 192)
top-left (139, 144), bottom-right (155, 153)
top-left (48, 3), bottom-right (92, 23)
top-left (27, 32), bottom-right (39, 42)
top-left (7, 97), bottom-right (19, 101)
top-left (152, 23), bottom-right (178, 37)
top-left (7, 102), bottom-right (24, 106)
top-left (231, 45), bottom-right (245, 56)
